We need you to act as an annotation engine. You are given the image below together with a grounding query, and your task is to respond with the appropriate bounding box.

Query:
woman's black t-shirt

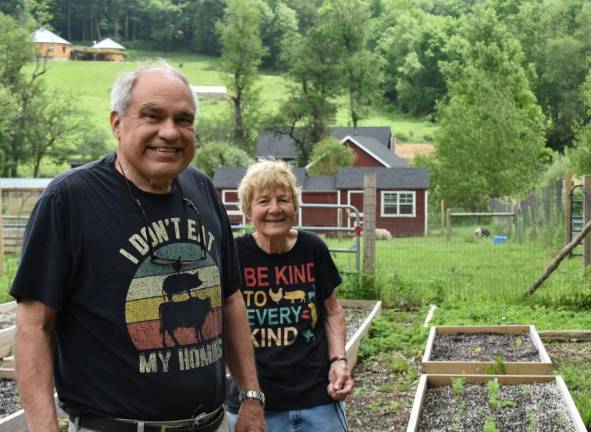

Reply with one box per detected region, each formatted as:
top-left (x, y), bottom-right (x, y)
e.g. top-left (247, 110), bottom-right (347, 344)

top-left (227, 231), bottom-right (342, 411)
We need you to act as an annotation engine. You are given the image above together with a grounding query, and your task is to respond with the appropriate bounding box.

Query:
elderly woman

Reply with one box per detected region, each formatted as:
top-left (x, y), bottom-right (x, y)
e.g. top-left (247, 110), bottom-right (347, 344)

top-left (226, 159), bottom-right (353, 431)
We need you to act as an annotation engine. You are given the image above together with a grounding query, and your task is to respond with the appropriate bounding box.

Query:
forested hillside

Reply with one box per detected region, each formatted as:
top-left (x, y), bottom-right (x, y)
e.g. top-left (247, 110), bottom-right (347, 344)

top-left (1, 0), bottom-right (591, 209)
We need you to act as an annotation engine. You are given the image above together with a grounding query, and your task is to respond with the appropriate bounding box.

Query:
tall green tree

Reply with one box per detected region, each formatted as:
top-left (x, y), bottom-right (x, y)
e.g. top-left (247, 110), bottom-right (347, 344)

top-left (497, 0), bottom-right (591, 152)
top-left (194, 142), bottom-right (253, 177)
top-left (376, 7), bottom-right (450, 115)
top-left (270, 13), bottom-right (344, 165)
top-left (435, 5), bottom-right (546, 209)
top-left (323, 0), bottom-right (385, 127)
top-left (569, 71), bottom-right (591, 175)
top-left (260, 0), bottom-right (299, 70)
top-left (217, 0), bottom-right (266, 152)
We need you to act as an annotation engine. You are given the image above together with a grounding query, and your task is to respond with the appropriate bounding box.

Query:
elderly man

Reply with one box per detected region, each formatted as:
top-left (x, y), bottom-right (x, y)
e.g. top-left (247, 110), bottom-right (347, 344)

top-left (11, 62), bottom-right (265, 432)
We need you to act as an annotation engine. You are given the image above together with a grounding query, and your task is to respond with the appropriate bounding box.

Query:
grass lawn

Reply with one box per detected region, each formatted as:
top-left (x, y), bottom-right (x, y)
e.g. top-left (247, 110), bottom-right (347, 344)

top-left (26, 50), bottom-right (436, 147)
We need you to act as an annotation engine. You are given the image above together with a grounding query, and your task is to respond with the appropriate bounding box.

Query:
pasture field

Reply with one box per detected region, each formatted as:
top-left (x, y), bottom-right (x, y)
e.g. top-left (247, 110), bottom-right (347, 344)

top-left (329, 228), bottom-right (591, 327)
top-left (27, 50), bottom-right (435, 144)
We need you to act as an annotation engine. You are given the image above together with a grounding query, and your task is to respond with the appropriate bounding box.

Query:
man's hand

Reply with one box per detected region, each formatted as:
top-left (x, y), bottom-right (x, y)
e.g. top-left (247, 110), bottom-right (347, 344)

top-left (235, 399), bottom-right (265, 432)
top-left (327, 361), bottom-right (353, 401)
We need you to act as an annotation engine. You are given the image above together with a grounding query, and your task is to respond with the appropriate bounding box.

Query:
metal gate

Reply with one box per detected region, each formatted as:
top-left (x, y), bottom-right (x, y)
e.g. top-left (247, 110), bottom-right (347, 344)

top-left (223, 201), bottom-right (362, 273)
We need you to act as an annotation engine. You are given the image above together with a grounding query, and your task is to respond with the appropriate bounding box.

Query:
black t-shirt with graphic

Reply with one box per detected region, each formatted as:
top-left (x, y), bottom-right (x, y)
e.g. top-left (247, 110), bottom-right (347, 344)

top-left (10, 153), bottom-right (240, 421)
top-left (226, 231), bottom-right (342, 411)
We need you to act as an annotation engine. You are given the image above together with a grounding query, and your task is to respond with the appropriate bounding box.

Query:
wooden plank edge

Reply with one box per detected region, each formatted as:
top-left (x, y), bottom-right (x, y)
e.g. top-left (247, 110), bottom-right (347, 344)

top-left (530, 325), bottom-right (552, 363)
top-left (345, 301), bottom-right (381, 371)
top-left (421, 326), bottom-right (436, 365)
top-left (406, 374), bottom-right (427, 432)
top-left (426, 374), bottom-right (555, 386)
top-left (435, 325), bottom-right (531, 334)
top-left (539, 330), bottom-right (591, 342)
top-left (555, 375), bottom-right (588, 432)
top-left (0, 301), bottom-right (16, 313)
top-left (0, 368), bottom-right (15, 379)
top-left (421, 361), bottom-right (553, 375)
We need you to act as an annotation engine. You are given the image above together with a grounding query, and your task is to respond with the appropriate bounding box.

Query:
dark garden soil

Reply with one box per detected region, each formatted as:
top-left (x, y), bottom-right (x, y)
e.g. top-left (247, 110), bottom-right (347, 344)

top-left (346, 353), bottom-right (418, 431)
top-left (417, 381), bottom-right (575, 431)
top-left (430, 333), bottom-right (540, 361)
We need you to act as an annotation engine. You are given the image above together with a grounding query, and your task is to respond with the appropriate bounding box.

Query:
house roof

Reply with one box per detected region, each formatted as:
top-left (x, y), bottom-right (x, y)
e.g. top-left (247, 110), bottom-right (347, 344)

top-left (332, 127), bottom-right (391, 147)
top-left (212, 167), bottom-right (307, 190)
top-left (32, 28), bottom-right (71, 45)
top-left (343, 135), bottom-right (408, 168)
top-left (213, 166), bottom-right (429, 191)
top-left (255, 126), bottom-right (392, 160)
top-left (92, 38), bottom-right (125, 50)
top-left (0, 178), bottom-right (53, 189)
top-left (303, 176), bottom-right (337, 191)
top-left (255, 130), bottom-right (299, 160)
top-left (336, 167), bottom-right (429, 189)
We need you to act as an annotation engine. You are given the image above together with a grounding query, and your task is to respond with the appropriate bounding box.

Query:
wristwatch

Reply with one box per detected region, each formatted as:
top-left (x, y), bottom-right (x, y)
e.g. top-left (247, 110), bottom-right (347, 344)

top-left (238, 390), bottom-right (265, 407)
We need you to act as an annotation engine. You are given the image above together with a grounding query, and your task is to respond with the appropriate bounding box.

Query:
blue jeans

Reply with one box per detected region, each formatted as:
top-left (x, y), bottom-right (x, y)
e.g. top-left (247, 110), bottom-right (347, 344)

top-left (227, 402), bottom-right (348, 432)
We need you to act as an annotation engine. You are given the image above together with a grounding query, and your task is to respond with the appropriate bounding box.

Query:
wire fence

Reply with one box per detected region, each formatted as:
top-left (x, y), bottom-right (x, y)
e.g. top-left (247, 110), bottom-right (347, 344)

top-left (1, 178), bottom-right (589, 310)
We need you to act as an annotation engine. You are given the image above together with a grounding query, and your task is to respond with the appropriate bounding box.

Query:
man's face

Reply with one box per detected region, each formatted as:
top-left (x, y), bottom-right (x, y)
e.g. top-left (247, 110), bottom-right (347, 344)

top-left (110, 70), bottom-right (196, 193)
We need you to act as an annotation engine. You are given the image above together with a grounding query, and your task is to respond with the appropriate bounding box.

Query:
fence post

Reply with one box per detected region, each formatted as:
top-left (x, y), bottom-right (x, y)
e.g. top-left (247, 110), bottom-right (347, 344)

top-left (440, 199), bottom-right (445, 230)
top-left (446, 208), bottom-right (452, 240)
top-left (0, 189), bottom-right (3, 278)
top-left (363, 174), bottom-right (376, 274)
top-left (564, 172), bottom-right (573, 245)
top-left (584, 175), bottom-right (591, 269)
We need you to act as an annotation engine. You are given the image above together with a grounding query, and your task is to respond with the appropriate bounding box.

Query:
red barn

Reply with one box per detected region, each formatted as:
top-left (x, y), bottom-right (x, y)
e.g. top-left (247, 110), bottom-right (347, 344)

top-left (213, 166), bottom-right (429, 237)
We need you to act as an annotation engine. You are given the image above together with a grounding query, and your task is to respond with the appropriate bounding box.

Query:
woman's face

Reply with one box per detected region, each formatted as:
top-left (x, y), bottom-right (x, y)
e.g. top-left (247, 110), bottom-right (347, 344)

top-left (249, 186), bottom-right (296, 241)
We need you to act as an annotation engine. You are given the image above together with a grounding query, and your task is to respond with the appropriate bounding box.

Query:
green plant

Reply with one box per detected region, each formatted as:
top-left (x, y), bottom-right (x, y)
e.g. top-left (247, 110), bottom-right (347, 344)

top-left (486, 356), bottom-right (507, 375)
top-left (484, 416), bottom-right (497, 432)
top-left (451, 377), bottom-right (465, 432)
top-left (574, 392), bottom-right (591, 428)
top-left (388, 356), bottom-right (409, 374)
top-left (452, 377), bottom-right (465, 397)
top-left (527, 410), bottom-right (538, 432)
top-left (487, 379), bottom-right (500, 408)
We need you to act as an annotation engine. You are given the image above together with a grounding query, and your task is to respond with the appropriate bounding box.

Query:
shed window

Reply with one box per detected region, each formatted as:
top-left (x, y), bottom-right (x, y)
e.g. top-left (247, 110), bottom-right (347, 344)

top-left (381, 191), bottom-right (415, 217)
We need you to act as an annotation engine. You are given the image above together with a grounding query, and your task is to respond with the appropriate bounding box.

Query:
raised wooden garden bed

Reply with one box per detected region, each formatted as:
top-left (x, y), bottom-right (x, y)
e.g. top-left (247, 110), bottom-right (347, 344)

top-left (407, 374), bottom-right (587, 432)
top-left (0, 301), bottom-right (16, 379)
top-left (341, 299), bottom-right (382, 371)
top-left (422, 325), bottom-right (552, 375)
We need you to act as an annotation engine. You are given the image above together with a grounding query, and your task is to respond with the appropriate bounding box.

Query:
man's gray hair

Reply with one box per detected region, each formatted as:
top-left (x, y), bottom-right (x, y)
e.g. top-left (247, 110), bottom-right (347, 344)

top-left (110, 60), bottom-right (199, 117)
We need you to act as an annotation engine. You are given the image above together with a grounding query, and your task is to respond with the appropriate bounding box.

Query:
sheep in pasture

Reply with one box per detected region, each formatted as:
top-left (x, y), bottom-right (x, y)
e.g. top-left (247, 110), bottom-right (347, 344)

top-left (474, 227), bottom-right (490, 238)
top-left (375, 228), bottom-right (393, 240)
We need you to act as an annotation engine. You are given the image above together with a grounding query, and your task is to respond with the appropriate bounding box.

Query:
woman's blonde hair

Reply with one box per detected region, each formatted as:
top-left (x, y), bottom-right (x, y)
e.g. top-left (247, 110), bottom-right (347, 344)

top-left (238, 159), bottom-right (301, 216)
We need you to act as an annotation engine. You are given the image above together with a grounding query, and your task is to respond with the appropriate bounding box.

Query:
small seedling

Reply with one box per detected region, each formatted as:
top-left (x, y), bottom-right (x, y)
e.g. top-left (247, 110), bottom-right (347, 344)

top-left (487, 379), bottom-right (500, 408)
top-left (527, 409), bottom-right (538, 432)
top-left (515, 337), bottom-right (523, 348)
top-left (484, 416), bottom-right (497, 432)
top-left (452, 377), bottom-right (465, 397)
top-left (486, 356), bottom-right (508, 375)
top-left (451, 377), bottom-right (465, 432)
top-left (495, 356), bottom-right (507, 374)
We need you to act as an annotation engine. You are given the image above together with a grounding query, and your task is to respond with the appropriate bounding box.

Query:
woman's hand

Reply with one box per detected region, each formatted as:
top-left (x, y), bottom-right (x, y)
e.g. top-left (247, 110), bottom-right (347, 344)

top-left (327, 360), bottom-right (354, 401)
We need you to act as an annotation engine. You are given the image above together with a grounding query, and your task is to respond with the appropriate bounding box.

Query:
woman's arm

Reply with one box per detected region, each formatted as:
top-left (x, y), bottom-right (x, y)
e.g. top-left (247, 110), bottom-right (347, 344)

top-left (324, 293), bottom-right (353, 400)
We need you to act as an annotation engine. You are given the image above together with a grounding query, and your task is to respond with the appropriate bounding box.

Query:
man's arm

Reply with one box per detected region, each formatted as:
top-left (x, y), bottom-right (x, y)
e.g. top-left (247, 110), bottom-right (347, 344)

top-left (223, 290), bottom-right (265, 432)
top-left (324, 293), bottom-right (353, 400)
top-left (15, 299), bottom-right (59, 432)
